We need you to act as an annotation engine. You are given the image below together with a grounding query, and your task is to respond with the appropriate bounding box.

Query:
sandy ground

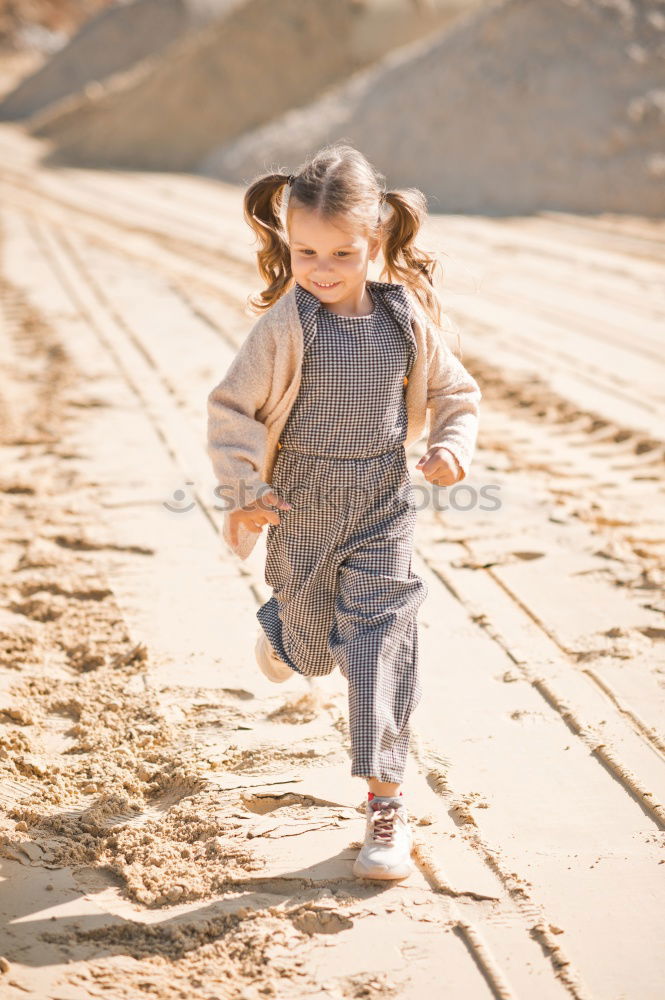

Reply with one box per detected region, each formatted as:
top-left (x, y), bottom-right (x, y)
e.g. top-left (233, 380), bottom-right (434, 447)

top-left (0, 122), bottom-right (664, 998)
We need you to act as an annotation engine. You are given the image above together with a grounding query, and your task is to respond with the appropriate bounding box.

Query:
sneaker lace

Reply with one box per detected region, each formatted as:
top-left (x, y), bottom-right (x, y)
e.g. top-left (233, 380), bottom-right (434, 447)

top-left (370, 802), bottom-right (398, 844)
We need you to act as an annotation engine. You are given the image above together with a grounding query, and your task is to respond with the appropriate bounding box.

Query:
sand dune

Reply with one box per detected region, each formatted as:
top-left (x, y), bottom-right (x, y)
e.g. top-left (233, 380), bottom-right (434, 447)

top-left (27, 0), bottom-right (484, 171)
top-left (200, 0), bottom-right (665, 216)
top-left (0, 0), bottom-right (240, 120)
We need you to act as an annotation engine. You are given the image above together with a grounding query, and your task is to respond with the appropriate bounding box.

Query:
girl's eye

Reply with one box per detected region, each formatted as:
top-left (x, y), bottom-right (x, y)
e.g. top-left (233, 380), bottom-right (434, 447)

top-left (298, 250), bottom-right (350, 257)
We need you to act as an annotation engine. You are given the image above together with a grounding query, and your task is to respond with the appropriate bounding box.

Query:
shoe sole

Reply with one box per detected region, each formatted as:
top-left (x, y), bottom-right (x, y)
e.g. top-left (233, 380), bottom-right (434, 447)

top-left (353, 840), bottom-right (415, 880)
top-left (352, 858), bottom-right (414, 880)
top-left (255, 634), bottom-right (293, 682)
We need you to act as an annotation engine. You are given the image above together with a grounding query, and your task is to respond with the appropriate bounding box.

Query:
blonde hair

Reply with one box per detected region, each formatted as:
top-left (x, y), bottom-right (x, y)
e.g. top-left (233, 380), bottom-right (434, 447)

top-left (242, 141), bottom-right (445, 329)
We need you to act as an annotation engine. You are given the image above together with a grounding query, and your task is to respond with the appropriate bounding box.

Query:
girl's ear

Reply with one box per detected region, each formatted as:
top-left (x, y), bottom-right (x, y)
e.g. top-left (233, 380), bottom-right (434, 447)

top-left (369, 230), bottom-right (382, 261)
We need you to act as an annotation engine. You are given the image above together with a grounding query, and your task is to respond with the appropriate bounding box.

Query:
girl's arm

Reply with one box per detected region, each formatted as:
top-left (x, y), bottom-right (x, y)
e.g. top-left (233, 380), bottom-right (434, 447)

top-left (424, 323), bottom-right (482, 481)
top-left (206, 313), bottom-right (276, 512)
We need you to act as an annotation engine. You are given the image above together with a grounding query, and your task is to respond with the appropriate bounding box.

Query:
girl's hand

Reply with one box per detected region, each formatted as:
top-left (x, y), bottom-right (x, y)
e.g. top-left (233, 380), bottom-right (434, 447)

top-left (416, 447), bottom-right (463, 486)
top-left (228, 490), bottom-right (293, 547)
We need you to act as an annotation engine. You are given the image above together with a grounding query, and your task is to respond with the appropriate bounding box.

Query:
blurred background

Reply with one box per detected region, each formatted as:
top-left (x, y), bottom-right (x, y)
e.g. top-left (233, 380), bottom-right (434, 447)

top-left (1, 0), bottom-right (663, 214)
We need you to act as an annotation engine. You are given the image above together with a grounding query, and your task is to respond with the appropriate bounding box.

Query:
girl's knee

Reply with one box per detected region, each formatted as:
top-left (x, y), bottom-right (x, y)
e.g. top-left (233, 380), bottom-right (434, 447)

top-left (296, 656), bottom-right (337, 678)
top-left (283, 634), bottom-right (337, 677)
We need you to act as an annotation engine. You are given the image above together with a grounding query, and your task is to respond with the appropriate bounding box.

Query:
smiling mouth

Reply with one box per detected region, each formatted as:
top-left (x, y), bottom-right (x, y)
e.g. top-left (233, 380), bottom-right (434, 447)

top-left (312, 281), bottom-right (340, 289)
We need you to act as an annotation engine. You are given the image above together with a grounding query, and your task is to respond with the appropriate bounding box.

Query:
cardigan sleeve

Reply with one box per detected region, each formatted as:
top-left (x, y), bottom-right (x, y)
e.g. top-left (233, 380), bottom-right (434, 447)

top-left (425, 323), bottom-right (482, 480)
top-left (206, 312), bottom-right (275, 513)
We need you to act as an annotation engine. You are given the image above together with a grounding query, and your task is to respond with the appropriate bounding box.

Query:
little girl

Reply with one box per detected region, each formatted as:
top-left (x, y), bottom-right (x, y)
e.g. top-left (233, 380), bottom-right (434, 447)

top-left (207, 142), bottom-right (481, 881)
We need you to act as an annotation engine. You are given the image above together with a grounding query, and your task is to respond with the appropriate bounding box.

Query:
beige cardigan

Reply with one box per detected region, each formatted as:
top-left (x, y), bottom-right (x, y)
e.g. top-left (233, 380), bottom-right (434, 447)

top-left (207, 282), bottom-right (482, 560)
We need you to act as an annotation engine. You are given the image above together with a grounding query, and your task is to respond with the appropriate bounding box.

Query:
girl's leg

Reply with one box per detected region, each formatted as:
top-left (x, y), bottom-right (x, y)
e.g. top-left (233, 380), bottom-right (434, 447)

top-left (330, 449), bottom-right (428, 784)
top-left (368, 778), bottom-right (401, 796)
top-left (332, 544), bottom-right (426, 783)
top-left (257, 461), bottom-right (342, 677)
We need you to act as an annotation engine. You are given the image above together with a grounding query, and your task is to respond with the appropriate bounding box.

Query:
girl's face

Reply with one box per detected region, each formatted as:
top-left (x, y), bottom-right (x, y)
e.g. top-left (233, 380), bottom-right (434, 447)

top-left (288, 208), bottom-right (380, 309)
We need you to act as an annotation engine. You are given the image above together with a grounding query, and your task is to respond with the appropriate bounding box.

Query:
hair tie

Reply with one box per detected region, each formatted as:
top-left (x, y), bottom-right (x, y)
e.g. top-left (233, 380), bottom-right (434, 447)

top-left (287, 173), bottom-right (296, 187)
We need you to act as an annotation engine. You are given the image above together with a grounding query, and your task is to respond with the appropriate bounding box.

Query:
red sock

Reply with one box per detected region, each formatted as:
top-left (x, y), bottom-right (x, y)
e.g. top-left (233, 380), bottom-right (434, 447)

top-left (368, 791), bottom-right (403, 800)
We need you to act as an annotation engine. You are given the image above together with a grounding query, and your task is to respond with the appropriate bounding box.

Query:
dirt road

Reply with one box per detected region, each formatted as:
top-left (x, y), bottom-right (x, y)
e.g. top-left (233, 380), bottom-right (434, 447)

top-left (0, 123), bottom-right (663, 999)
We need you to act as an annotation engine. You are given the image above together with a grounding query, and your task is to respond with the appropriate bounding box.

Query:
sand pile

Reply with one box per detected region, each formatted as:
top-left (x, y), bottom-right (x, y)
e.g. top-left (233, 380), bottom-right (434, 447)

top-left (200, 0), bottom-right (665, 217)
top-left (27, 0), bottom-right (484, 171)
top-left (0, 0), bottom-right (239, 120)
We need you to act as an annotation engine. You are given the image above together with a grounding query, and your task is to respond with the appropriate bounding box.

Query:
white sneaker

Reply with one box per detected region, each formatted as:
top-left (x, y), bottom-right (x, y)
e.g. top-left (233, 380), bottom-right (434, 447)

top-left (255, 630), bottom-right (293, 683)
top-left (353, 797), bottom-right (414, 880)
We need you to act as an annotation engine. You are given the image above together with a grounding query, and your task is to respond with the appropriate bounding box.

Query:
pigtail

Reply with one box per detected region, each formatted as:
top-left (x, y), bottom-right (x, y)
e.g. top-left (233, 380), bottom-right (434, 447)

top-left (243, 174), bottom-right (293, 313)
top-left (381, 188), bottom-right (445, 331)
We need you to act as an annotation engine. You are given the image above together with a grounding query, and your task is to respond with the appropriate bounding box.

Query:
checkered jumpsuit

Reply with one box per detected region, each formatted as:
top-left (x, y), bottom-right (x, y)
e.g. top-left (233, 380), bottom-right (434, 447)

top-left (256, 280), bottom-right (429, 783)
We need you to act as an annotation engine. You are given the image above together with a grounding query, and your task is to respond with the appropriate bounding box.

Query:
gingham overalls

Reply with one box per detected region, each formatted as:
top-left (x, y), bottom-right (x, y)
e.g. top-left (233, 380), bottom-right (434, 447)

top-left (256, 280), bottom-right (428, 783)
